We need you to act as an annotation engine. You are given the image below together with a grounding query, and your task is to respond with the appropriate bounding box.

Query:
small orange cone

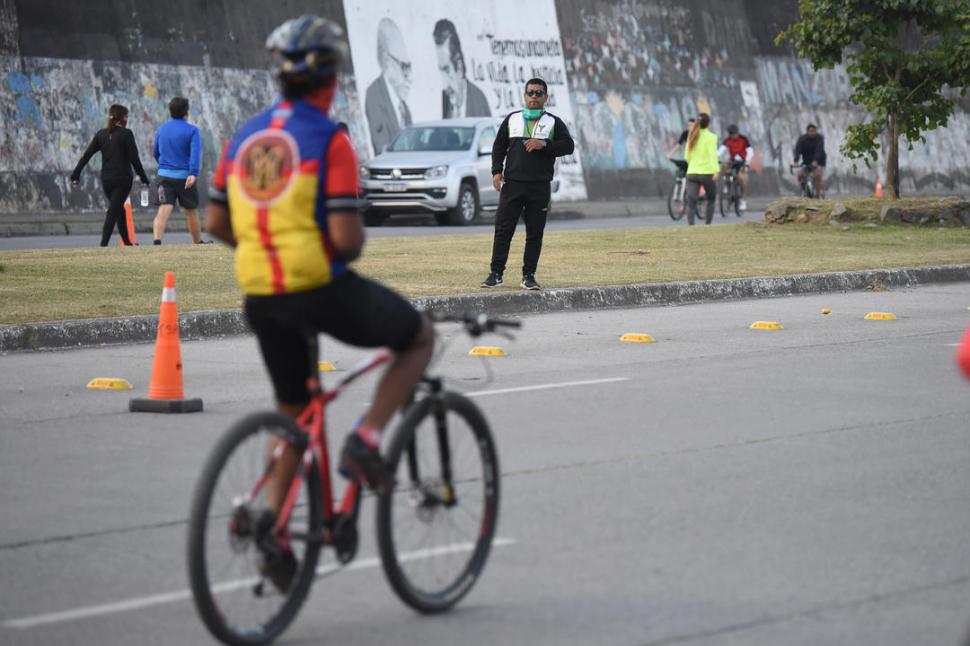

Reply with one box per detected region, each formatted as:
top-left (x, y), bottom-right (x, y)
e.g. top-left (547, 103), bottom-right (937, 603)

top-left (957, 325), bottom-right (970, 380)
top-left (874, 177), bottom-right (883, 198)
top-left (118, 196), bottom-right (138, 247)
top-left (130, 272), bottom-right (203, 413)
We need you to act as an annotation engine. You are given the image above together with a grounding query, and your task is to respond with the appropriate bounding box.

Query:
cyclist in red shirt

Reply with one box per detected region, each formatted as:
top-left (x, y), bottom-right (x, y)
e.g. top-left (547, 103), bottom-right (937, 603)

top-left (718, 125), bottom-right (753, 211)
top-left (205, 15), bottom-right (434, 587)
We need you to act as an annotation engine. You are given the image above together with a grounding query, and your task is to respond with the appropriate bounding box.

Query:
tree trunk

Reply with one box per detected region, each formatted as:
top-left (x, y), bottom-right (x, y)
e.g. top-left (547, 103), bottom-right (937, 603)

top-left (886, 112), bottom-right (900, 199)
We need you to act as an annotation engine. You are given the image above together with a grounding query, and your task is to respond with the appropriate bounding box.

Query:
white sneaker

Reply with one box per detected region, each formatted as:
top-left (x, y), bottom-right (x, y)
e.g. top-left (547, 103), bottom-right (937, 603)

top-left (739, 199), bottom-right (747, 211)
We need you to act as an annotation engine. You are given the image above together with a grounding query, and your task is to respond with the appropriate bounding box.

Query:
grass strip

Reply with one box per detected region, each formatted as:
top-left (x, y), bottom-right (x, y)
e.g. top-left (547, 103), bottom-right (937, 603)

top-left (1, 222), bottom-right (969, 325)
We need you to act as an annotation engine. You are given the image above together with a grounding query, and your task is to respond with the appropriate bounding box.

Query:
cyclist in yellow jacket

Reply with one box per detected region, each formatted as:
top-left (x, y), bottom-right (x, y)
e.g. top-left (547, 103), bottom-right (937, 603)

top-left (684, 112), bottom-right (719, 225)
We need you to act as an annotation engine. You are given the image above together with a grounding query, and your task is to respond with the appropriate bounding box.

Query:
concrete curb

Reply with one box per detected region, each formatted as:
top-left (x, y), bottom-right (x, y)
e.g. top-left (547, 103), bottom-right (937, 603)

top-left (2, 264), bottom-right (969, 353)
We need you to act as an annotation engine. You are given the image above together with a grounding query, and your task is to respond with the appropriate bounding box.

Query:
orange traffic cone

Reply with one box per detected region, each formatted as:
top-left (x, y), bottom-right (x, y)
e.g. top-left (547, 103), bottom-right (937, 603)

top-left (129, 272), bottom-right (203, 413)
top-left (957, 325), bottom-right (970, 380)
top-left (874, 177), bottom-right (883, 198)
top-left (118, 196), bottom-right (138, 247)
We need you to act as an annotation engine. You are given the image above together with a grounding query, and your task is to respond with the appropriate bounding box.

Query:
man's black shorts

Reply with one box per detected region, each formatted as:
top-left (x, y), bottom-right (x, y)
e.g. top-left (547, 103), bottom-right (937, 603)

top-left (244, 272), bottom-right (423, 405)
top-left (157, 177), bottom-right (199, 209)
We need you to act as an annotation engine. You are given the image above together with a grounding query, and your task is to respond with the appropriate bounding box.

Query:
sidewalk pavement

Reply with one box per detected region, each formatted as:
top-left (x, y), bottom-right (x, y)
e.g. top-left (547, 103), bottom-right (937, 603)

top-left (0, 197), bottom-right (784, 237)
top-left (2, 264), bottom-right (968, 352)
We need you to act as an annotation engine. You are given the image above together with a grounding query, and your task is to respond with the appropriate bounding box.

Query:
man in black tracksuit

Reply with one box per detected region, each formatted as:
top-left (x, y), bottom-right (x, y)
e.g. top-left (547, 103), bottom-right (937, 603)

top-left (481, 78), bottom-right (575, 290)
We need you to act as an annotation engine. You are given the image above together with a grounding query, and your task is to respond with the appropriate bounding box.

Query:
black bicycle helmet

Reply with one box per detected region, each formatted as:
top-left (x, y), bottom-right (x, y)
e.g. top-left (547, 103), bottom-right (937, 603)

top-left (726, 124), bottom-right (739, 134)
top-left (266, 15), bottom-right (347, 90)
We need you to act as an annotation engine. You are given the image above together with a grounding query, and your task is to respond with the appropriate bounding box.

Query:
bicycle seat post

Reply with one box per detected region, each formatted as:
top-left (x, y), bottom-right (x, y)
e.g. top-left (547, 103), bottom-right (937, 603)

top-left (302, 327), bottom-right (322, 395)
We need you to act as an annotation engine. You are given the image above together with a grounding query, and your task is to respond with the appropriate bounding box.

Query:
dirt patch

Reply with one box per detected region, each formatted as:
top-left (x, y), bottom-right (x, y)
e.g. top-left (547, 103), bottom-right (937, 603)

top-left (764, 196), bottom-right (970, 226)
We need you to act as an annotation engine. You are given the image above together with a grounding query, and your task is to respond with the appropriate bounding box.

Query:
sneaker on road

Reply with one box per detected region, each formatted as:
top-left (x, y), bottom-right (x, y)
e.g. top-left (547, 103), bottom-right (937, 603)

top-left (481, 272), bottom-right (503, 288)
top-left (739, 199), bottom-right (747, 211)
top-left (520, 274), bottom-right (541, 290)
top-left (339, 432), bottom-right (394, 490)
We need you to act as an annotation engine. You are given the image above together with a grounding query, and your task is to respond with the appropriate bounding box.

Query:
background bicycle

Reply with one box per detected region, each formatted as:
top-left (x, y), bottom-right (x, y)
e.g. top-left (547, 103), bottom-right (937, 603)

top-left (790, 163), bottom-right (818, 199)
top-left (187, 312), bottom-right (519, 646)
top-left (668, 160), bottom-right (712, 223)
top-left (719, 162), bottom-right (746, 218)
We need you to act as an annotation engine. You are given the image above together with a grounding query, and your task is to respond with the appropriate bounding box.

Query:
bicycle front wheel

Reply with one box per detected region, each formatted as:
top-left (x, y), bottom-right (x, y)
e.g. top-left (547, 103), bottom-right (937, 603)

top-left (187, 412), bottom-right (322, 646)
top-left (718, 180), bottom-right (730, 218)
top-left (377, 392), bottom-right (500, 613)
top-left (667, 180), bottom-right (685, 220)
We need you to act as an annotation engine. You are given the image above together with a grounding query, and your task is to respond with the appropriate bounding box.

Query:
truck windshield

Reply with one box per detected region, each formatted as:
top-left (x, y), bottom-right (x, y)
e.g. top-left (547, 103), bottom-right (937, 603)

top-left (388, 127), bottom-right (476, 152)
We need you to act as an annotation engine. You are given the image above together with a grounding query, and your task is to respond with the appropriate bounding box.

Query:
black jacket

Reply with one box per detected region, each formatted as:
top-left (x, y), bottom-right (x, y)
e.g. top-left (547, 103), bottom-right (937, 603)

top-left (491, 111), bottom-right (574, 183)
top-left (71, 127), bottom-right (149, 183)
top-left (793, 134), bottom-right (827, 166)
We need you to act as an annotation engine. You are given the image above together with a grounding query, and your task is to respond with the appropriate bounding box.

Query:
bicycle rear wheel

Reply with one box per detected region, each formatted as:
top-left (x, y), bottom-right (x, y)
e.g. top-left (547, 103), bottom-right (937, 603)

top-left (377, 392), bottom-right (500, 613)
top-left (667, 180), bottom-right (685, 221)
top-left (731, 177), bottom-right (742, 216)
top-left (187, 412), bottom-right (322, 646)
top-left (718, 179), bottom-right (730, 218)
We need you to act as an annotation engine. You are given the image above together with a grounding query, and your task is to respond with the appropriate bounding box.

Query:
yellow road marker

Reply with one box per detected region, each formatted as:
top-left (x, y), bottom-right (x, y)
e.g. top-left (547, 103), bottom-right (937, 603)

top-left (619, 333), bottom-right (656, 343)
top-left (750, 321), bottom-right (783, 330)
top-left (318, 361), bottom-right (337, 372)
top-left (821, 308), bottom-right (831, 315)
top-left (864, 312), bottom-right (896, 320)
top-left (86, 378), bottom-right (133, 390)
top-left (469, 346), bottom-right (507, 357)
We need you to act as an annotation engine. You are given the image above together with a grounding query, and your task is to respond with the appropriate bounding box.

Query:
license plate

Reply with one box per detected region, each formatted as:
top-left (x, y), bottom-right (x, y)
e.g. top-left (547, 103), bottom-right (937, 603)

top-left (383, 183), bottom-right (407, 192)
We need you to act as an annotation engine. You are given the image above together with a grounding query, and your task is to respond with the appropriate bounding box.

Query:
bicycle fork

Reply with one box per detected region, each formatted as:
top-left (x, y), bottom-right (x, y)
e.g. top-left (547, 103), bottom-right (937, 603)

top-left (405, 378), bottom-right (458, 511)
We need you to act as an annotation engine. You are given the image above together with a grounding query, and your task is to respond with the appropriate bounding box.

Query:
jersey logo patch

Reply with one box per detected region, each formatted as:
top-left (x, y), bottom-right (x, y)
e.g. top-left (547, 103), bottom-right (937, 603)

top-left (234, 129), bottom-right (300, 206)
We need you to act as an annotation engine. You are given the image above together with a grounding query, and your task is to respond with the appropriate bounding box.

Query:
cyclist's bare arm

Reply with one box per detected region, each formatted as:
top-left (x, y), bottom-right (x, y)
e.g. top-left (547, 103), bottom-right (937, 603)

top-left (205, 201), bottom-right (236, 247)
top-left (328, 210), bottom-right (364, 261)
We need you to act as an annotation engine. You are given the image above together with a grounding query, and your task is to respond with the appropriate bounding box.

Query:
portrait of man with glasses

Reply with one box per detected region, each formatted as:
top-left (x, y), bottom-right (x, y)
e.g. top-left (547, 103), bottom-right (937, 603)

top-left (366, 17), bottom-right (414, 155)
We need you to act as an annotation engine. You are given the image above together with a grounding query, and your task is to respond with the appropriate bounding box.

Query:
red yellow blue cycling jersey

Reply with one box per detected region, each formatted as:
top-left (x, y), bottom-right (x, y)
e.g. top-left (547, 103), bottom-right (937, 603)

top-left (210, 99), bottom-right (359, 295)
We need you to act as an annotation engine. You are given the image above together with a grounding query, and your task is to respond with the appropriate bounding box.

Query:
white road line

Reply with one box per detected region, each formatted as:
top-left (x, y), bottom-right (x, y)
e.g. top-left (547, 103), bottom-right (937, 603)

top-left (466, 377), bottom-right (629, 398)
top-left (3, 537), bottom-right (517, 630)
top-left (946, 343), bottom-right (960, 347)
top-left (361, 377), bottom-right (629, 406)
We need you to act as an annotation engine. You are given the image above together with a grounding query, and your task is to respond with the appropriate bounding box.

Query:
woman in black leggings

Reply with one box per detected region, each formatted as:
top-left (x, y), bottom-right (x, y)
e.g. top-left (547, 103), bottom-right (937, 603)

top-left (71, 104), bottom-right (150, 246)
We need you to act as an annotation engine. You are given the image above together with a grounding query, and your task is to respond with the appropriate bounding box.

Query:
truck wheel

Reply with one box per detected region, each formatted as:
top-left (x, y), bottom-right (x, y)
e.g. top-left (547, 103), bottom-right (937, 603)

top-left (447, 182), bottom-right (479, 226)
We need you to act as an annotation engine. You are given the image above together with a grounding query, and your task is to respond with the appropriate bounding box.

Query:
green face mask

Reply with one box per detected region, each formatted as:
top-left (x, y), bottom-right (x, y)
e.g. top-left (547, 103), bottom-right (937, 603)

top-left (522, 108), bottom-right (544, 120)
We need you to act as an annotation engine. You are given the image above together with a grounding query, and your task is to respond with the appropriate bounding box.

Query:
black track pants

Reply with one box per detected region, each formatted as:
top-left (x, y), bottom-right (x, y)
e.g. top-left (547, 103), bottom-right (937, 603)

top-left (488, 180), bottom-right (551, 276)
top-left (100, 176), bottom-right (133, 246)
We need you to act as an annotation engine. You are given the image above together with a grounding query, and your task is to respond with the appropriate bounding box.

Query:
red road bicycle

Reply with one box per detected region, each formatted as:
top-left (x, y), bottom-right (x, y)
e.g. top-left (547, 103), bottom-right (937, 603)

top-left (187, 312), bottom-right (520, 645)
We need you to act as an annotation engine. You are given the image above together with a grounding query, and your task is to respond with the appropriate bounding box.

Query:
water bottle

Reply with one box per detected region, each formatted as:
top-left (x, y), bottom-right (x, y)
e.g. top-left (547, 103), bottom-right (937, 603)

top-left (140, 187), bottom-right (149, 208)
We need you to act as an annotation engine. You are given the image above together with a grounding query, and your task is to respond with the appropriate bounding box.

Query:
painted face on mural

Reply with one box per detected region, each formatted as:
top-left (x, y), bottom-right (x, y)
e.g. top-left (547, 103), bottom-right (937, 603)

top-left (378, 19), bottom-right (412, 100)
top-left (436, 42), bottom-right (464, 107)
top-left (524, 83), bottom-right (548, 110)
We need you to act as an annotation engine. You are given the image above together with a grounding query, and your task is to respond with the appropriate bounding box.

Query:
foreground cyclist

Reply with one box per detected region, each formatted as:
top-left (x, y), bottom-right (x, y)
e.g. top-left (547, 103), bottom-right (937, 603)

top-left (205, 15), bottom-right (433, 587)
top-left (718, 124), bottom-right (753, 211)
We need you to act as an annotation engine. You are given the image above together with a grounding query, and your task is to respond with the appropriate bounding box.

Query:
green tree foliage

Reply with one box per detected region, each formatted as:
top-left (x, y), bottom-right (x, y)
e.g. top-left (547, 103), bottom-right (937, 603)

top-left (778, 0), bottom-right (970, 198)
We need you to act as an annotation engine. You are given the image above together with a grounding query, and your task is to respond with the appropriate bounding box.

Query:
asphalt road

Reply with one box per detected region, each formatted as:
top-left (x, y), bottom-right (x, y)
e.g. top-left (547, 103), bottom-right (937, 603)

top-left (2, 285), bottom-right (969, 645)
top-left (0, 210), bottom-right (764, 250)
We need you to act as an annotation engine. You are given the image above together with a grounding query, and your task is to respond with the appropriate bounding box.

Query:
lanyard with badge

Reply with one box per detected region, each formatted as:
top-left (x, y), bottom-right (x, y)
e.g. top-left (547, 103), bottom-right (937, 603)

top-left (523, 111), bottom-right (544, 140)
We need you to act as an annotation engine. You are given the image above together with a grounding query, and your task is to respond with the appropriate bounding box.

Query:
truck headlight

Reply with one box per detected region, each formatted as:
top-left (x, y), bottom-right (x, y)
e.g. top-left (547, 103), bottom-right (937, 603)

top-left (424, 165), bottom-right (448, 179)
top-left (359, 166), bottom-right (370, 179)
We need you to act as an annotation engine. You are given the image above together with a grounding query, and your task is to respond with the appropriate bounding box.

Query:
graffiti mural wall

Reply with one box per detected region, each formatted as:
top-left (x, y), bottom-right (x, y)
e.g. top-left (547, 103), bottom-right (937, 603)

top-left (555, 0), bottom-right (970, 199)
top-left (0, 0), bottom-right (968, 218)
top-left (0, 0), bottom-right (365, 216)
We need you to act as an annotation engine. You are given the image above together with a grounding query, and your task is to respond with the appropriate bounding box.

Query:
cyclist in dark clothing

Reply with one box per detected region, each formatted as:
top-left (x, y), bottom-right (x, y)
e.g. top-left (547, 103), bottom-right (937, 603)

top-left (666, 118), bottom-right (695, 176)
top-left (793, 123), bottom-right (826, 198)
top-left (71, 104), bottom-right (150, 246)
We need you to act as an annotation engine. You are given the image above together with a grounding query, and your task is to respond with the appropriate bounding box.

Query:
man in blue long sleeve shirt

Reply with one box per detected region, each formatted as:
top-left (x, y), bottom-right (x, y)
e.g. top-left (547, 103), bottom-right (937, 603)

top-left (152, 96), bottom-right (206, 243)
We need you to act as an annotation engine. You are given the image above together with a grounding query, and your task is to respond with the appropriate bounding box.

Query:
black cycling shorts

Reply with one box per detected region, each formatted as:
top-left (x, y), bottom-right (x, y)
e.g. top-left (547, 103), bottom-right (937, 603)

top-left (157, 178), bottom-right (200, 209)
top-left (244, 272), bottom-right (423, 405)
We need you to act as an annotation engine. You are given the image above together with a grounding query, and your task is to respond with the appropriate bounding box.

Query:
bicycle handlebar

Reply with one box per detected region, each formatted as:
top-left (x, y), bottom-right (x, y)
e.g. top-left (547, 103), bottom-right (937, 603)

top-left (426, 311), bottom-right (522, 337)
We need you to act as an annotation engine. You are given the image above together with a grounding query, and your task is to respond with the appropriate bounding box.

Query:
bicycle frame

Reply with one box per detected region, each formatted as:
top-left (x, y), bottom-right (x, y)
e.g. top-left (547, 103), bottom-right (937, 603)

top-left (248, 348), bottom-right (392, 541)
